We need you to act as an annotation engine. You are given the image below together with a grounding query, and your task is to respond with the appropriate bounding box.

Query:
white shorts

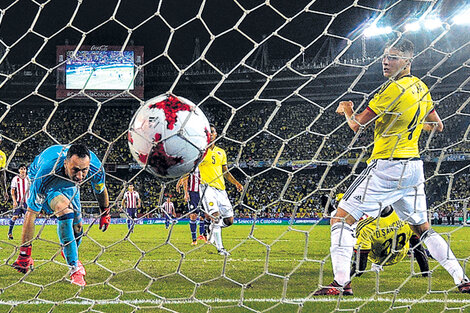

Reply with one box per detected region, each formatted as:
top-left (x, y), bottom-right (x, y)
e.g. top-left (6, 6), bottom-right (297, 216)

top-left (339, 159), bottom-right (427, 225)
top-left (199, 184), bottom-right (233, 218)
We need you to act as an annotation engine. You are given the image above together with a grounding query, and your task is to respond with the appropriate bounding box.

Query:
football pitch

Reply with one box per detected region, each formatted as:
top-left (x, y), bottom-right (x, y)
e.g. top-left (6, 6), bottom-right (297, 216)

top-left (1, 223), bottom-right (469, 313)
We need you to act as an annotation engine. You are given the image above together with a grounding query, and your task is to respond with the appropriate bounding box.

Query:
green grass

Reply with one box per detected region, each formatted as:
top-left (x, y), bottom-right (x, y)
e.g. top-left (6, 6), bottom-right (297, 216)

top-left (1, 223), bottom-right (470, 312)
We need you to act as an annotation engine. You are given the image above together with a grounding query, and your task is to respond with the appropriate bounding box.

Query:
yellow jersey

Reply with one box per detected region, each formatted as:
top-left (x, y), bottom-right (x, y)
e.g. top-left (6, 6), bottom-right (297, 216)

top-left (367, 75), bottom-right (434, 162)
top-left (0, 150), bottom-right (6, 168)
top-left (355, 210), bottom-right (414, 266)
top-left (198, 145), bottom-right (227, 190)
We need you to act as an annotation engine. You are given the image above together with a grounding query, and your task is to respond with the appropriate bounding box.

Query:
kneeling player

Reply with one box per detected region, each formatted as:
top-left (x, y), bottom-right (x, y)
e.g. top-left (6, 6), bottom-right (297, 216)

top-left (351, 206), bottom-right (429, 278)
top-left (11, 144), bottom-right (110, 287)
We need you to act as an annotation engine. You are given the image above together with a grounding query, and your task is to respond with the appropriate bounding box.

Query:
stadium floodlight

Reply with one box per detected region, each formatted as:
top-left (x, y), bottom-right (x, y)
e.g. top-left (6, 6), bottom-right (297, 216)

top-left (423, 17), bottom-right (442, 30)
top-left (405, 21), bottom-right (421, 32)
top-left (364, 25), bottom-right (393, 38)
top-left (453, 8), bottom-right (470, 25)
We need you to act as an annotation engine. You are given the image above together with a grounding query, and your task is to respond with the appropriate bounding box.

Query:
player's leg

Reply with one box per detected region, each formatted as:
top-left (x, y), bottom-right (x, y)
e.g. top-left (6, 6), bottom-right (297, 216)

top-left (165, 215), bottom-right (170, 229)
top-left (8, 214), bottom-right (19, 239)
top-left (315, 161), bottom-right (385, 295)
top-left (409, 222), bottom-right (469, 291)
top-left (188, 191), bottom-right (199, 244)
top-left (198, 215), bottom-right (206, 240)
top-left (50, 191), bottom-right (85, 286)
top-left (189, 212), bottom-right (198, 245)
top-left (51, 194), bottom-right (79, 268)
top-left (394, 160), bottom-right (469, 292)
top-left (211, 189), bottom-right (233, 255)
top-left (200, 186), bottom-right (225, 252)
top-left (126, 208), bottom-right (132, 230)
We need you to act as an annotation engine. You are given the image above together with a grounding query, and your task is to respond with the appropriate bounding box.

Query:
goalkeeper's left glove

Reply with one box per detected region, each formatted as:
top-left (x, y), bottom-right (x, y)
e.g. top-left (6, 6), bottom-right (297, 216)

top-left (99, 208), bottom-right (110, 232)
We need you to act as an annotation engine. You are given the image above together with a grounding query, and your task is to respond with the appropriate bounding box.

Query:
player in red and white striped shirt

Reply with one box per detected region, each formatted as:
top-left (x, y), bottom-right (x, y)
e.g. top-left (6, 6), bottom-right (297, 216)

top-left (162, 196), bottom-right (175, 229)
top-left (121, 184), bottom-right (141, 231)
top-left (177, 168), bottom-right (206, 245)
top-left (8, 164), bottom-right (30, 240)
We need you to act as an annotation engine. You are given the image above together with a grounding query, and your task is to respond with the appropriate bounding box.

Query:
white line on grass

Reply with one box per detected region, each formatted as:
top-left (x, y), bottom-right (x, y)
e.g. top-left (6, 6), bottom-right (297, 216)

top-left (1, 297), bottom-right (470, 305)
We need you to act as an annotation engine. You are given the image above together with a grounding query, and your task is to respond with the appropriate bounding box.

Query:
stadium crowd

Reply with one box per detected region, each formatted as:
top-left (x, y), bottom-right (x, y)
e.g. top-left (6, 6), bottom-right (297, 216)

top-left (0, 90), bottom-right (468, 221)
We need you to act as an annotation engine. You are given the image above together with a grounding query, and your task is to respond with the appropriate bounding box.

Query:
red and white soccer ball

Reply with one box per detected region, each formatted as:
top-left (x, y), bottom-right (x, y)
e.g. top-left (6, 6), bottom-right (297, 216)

top-left (128, 94), bottom-right (211, 178)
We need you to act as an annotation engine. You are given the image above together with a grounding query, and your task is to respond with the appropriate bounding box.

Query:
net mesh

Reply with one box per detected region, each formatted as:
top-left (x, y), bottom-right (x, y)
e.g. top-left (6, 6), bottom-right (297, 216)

top-left (0, 0), bottom-right (469, 312)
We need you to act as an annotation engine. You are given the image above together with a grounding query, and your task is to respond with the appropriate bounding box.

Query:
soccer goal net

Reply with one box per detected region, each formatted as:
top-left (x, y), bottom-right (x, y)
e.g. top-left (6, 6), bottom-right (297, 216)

top-left (0, 0), bottom-right (469, 312)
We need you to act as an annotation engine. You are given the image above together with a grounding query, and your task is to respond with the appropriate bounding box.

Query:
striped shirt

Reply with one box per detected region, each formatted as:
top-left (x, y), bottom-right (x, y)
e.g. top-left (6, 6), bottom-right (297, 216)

top-left (187, 168), bottom-right (201, 192)
top-left (11, 175), bottom-right (30, 204)
top-left (163, 201), bottom-right (174, 214)
top-left (123, 191), bottom-right (140, 208)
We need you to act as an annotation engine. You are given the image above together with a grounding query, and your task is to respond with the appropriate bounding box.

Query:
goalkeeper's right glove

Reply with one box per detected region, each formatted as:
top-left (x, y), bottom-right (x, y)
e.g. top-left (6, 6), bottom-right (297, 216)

top-left (99, 208), bottom-right (111, 232)
top-left (12, 245), bottom-right (34, 274)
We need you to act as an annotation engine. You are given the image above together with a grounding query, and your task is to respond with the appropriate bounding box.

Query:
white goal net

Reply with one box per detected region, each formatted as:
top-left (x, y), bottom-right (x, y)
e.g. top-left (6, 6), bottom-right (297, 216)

top-left (0, 0), bottom-right (469, 312)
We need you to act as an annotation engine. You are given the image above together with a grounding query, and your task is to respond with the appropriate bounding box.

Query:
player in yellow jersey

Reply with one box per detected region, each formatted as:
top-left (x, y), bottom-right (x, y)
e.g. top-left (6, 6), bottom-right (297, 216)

top-left (0, 136), bottom-right (9, 202)
top-left (351, 206), bottom-right (429, 278)
top-left (315, 38), bottom-right (470, 296)
top-left (198, 124), bottom-right (243, 256)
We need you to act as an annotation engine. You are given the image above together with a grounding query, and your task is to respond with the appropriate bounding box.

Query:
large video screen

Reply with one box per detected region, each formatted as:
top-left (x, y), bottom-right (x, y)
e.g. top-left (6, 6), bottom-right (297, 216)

top-left (56, 45), bottom-right (144, 99)
top-left (66, 50), bottom-right (135, 90)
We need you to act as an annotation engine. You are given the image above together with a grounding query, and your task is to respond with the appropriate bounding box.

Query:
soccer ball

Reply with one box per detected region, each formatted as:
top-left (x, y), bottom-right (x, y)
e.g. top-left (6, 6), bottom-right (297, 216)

top-left (128, 94), bottom-right (211, 178)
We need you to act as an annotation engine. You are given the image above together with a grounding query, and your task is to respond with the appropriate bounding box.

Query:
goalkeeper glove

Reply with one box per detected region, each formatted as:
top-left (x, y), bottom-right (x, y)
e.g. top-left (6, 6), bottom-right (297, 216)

top-left (12, 245), bottom-right (34, 274)
top-left (99, 208), bottom-right (110, 232)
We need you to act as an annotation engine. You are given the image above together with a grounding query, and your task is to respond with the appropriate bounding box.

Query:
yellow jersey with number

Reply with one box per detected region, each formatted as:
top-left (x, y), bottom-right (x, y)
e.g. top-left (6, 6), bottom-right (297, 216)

top-left (355, 210), bottom-right (414, 266)
top-left (0, 150), bottom-right (6, 168)
top-left (198, 146), bottom-right (227, 190)
top-left (367, 75), bottom-right (434, 162)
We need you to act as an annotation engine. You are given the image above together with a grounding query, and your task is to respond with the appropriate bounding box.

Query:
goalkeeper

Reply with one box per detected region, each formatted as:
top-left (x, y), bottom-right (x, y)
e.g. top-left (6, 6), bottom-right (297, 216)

top-left (11, 144), bottom-right (110, 287)
top-left (351, 206), bottom-right (429, 278)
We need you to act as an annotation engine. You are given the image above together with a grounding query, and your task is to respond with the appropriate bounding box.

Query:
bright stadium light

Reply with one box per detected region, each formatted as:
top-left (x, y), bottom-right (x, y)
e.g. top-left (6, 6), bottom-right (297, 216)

top-left (453, 8), bottom-right (470, 25)
top-left (423, 17), bottom-right (442, 30)
top-left (364, 25), bottom-right (393, 38)
top-left (405, 21), bottom-right (421, 32)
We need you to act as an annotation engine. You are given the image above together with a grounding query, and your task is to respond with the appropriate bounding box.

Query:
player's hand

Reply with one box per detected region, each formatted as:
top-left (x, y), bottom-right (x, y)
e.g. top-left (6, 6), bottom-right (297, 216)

top-left (235, 182), bottom-right (243, 192)
top-left (12, 246), bottom-right (34, 274)
top-left (4, 192), bottom-right (9, 201)
top-left (99, 208), bottom-right (111, 232)
top-left (184, 192), bottom-right (189, 202)
top-left (336, 101), bottom-right (354, 115)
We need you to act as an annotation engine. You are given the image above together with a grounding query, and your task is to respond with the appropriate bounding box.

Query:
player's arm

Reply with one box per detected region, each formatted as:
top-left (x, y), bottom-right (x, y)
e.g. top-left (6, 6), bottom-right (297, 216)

top-left (423, 109), bottom-right (443, 132)
top-left (337, 101), bottom-right (376, 133)
top-left (222, 165), bottom-right (243, 192)
top-left (176, 175), bottom-right (190, 202)
top-left (137, 194), bottom-right (142, 208)
top-left (410, 234), bottom-right (429, 277)
top-left (95, 187), bottom-right (110, 231)
top-left (176, 175), bottom-right (188, 193)
top-left (11, 186), bottom-right (17, 208)
top-left (12, 208), bottom-right (38, 273)
top-left (1, 168), bottom-right (8, 201)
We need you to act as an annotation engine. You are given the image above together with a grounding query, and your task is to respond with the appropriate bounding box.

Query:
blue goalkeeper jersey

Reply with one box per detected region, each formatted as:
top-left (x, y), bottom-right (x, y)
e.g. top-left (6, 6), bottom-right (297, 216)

top-left (27, 145), bottom-right (106, 214)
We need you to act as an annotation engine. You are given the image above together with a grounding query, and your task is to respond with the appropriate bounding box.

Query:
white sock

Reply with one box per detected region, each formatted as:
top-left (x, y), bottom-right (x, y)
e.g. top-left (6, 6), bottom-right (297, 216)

top-left (330, 223), bottom-right (356, 286)
top-left (211, 224), bottom-right (223, 250)
top-left (422, 229), bottom-right (468, 285)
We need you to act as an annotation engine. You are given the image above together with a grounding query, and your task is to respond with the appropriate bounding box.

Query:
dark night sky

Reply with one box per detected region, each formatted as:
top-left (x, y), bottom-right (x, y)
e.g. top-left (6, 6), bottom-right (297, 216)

top-left (0, 0), bottom-right (466, 66)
